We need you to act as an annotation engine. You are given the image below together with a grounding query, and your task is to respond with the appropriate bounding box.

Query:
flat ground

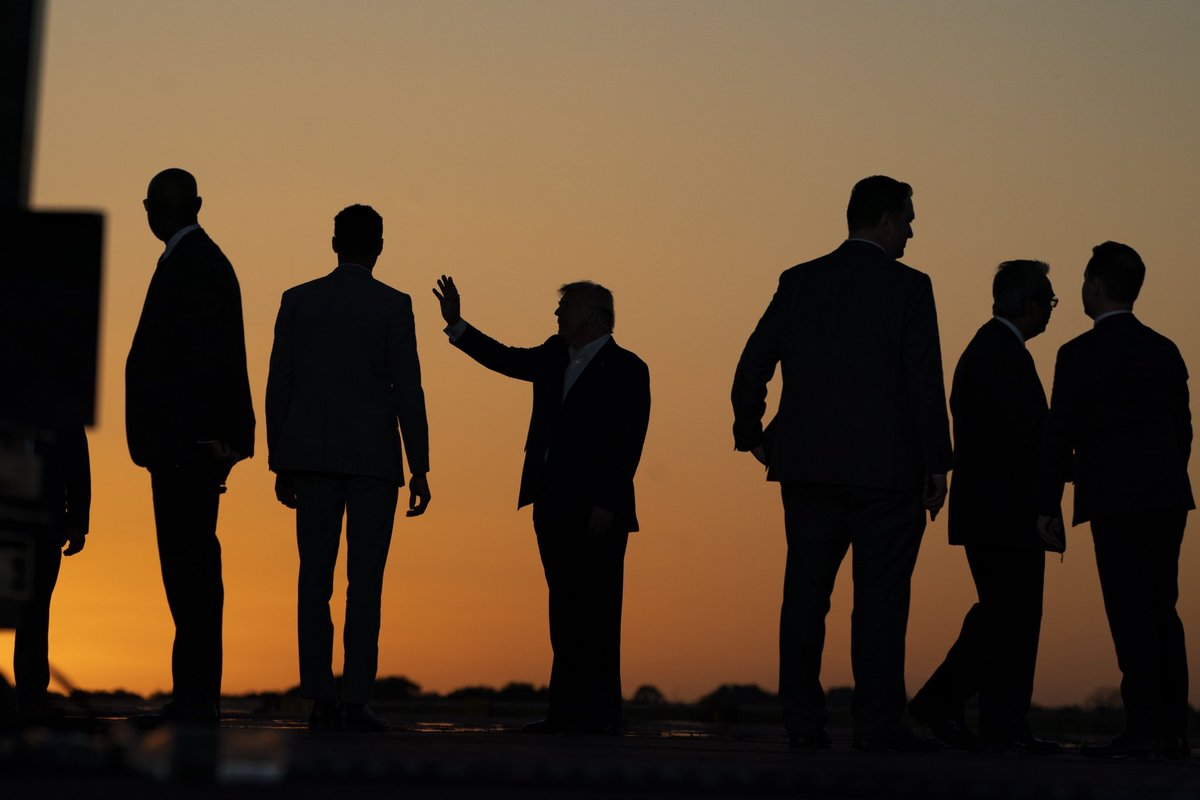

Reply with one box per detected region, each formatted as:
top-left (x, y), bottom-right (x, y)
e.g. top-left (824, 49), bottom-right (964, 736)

top-left (2, 703), bottom-right (1198, 799)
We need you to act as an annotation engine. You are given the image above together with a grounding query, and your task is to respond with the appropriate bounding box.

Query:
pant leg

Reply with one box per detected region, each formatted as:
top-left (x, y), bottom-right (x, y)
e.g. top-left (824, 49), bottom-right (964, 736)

top-left (341, 476), bottom-right (399, 704)
top-left (969, 546), bottom-right (1044, 740)
top-left (12, 532), bottom-right (63, 707)
top-left (293, 473), bottom-right (348, 701)
top-left (911, 601), bottom-right (986, 721)
top-left (1091, 510), bottom-right (1187, 739)
top-left (779, 483), bottom-right (852, 736)
top-left (577, 530), bottom-right (629, 727)
top-left (151, 465), bottom-right (224, 712)
top-left (847, 487), bottom-right (925, 736)
top-left (535, 516), bottom-right (583, 725)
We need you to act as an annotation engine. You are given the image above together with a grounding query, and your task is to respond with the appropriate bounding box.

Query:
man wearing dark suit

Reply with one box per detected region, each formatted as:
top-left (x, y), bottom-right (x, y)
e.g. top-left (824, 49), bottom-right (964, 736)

top-left (908, 261), bottom-right (1061, 754)
top-left (126, 168), bottom-right (255, 722)
top-left (267, 205), bottom-right (430, 733)
top-left (433, 276), bottom-right (650, 734)
top-left (12, 426), bottom-right (89, 719)
top-left (731, 176), bottom-right (952, 751)
top-left (1038, 241), bottom-right (1193, 759)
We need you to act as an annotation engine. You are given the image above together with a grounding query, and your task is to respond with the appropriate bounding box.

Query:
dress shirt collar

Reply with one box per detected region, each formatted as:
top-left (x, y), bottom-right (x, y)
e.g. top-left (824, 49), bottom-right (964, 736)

top-left (568, 333), bottom-right (611, 361)
top-left (993, 315), bottom-right (1025, 345)
top-left (337, 262), bottom-right (373, 274)
top-left (160, 224), bottom-right (201, 262)
top-left (845, 238), bottom-right (887, 254)
top-left (1093, 309), bottom-right (1133, 328)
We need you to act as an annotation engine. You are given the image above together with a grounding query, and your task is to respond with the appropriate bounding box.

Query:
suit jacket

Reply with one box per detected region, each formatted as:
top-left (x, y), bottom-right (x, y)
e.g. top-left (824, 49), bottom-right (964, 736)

top-left (1039, 313), bottom-right (1193, 524)
top-left (451, 325), bottom-right (650, 533)
top-left (947, 319), bottom-right (1050, 549)
top-left (126, 228), bottom-right (255, 469)
top-left (731, 240), bottom-right (953, 491)
top-left (266, 264), bottom-right (429, 485)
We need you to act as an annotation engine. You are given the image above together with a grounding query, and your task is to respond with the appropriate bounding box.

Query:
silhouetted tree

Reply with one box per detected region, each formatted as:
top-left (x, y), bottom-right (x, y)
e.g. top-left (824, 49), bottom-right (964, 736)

top-left (631, 685), bottom-right (667, 705)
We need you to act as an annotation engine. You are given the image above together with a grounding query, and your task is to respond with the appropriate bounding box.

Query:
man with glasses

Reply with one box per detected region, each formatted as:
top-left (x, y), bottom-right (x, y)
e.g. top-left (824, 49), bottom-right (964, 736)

top-left (908, 260), bottom-right (1062, 754)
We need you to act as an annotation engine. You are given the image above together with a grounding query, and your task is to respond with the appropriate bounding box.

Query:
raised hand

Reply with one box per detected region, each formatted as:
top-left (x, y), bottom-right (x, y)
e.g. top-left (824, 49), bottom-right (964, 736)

top-left (432, 275), bottom-right (462, 326)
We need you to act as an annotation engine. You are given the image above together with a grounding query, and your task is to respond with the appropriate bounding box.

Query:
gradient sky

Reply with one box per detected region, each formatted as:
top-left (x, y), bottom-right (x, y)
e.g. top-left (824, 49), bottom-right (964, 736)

top-left (4, 0), bottom-right (1199, 706)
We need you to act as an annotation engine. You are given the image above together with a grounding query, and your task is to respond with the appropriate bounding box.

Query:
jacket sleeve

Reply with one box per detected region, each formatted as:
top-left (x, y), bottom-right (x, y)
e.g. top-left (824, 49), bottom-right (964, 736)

top-left (61, 426), bottom-right (91, 535)
top-left (389, 294), bottom-right (430, 476)
top-left (452, 323), bottom-right (554, 382)
top-left (265, 292), bottom-right (295, 468)
top-left (902, 274), bottom-right (953, 474)
top-left (731, 278), bottom-right (786, 451)
top-left (1038, 344), bottom-right (1082, 515)
top-left (1171, 346), bottom-right (1192, 466)
top-left (593, 358), bottom-right (651, 513)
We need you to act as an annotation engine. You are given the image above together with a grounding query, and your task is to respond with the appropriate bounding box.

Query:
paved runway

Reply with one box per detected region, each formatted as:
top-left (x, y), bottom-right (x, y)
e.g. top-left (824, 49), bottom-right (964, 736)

top-left (3, 710), bottom-right (1200, 798)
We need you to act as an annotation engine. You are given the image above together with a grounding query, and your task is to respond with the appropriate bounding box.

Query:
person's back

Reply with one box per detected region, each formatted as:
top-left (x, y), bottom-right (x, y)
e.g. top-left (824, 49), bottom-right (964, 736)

top-left (268, 266), bottom-right (419, 482)
top-left (1055, 315), bottom-right (1191, 522)
top-left (761, 243), bottom-right (943, 491)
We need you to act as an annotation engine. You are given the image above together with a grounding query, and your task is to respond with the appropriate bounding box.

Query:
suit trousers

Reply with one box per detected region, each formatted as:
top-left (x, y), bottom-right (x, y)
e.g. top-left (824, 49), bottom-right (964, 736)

top-left (151, 463), bottom-right (224, 713)
top-left (912, 546), bottom-right (1044, 739)
top-left (779, 482), bottom-right (925, 737)
top-left (293, 473), bottom-right (398, 704)
top-left (13, 530), bottom-right (64, 707)
top-left (1091, 509), bottom-right (1189, 739)
top-left (533, 509), bottom-right (629, 728)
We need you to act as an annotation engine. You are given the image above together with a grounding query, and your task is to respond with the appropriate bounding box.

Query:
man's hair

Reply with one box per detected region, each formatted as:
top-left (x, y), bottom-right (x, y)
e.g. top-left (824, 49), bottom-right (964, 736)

top-left (992, 259), bottom-right (1052, 318)
top-left (846, 175), bottom-right (912, 231)
top-left (559, 280), bottom-right (615, 332)
top-left (1085, 241), bottom-right (1145, 303)
top-left (334, 204), bottom-right (383, 255)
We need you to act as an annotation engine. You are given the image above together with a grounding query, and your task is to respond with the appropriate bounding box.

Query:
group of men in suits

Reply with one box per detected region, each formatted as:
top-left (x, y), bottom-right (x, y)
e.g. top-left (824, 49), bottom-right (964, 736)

top-left (733, 176), bottom-right (1193, 758)
top-left (124, 169), bottom-right (650, 733)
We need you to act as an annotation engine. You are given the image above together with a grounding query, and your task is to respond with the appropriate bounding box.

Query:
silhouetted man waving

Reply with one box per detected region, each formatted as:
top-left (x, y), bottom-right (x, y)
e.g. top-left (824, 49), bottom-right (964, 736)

top-left (732, 176), bottom-right (952, 751)
top-left (267, 205), bottom-right (430, 732)
top-left (434, 276), bottom-right (650, 734)
top-left (126, 168), bottom-right (254, 723)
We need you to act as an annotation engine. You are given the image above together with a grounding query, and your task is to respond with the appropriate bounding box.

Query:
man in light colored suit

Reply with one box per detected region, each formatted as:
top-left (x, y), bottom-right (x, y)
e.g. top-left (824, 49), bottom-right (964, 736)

top-left (266, 204), bottom-right (430, 732)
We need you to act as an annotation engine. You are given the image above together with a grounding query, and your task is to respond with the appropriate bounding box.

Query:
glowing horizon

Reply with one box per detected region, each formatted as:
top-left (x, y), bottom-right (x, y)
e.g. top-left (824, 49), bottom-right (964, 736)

top-left (3, 0), bottom-right (1199, 707)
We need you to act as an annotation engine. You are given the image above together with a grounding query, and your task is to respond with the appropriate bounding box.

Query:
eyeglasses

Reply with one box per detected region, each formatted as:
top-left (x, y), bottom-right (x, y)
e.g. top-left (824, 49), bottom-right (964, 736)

top-left (1049, 296), bottom-right (1059, 308)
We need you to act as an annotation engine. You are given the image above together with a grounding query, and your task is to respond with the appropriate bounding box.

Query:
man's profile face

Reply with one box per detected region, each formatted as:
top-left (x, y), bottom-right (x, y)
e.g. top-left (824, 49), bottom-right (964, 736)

top-left (882, 197), bottom-right (915, 259)
top-left (1029, 281), bottom-right (1056, 339)
top-left (555, 292), bottom-right (594, 343)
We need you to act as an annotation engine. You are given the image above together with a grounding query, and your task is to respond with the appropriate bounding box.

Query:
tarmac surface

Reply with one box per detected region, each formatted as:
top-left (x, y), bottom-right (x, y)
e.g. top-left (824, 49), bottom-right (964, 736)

top-left (3, 707), bottom-right (1200, 799)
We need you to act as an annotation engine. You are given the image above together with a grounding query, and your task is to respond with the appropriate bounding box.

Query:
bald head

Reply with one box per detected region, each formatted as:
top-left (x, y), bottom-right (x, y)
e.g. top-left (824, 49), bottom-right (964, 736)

top-left (144, 168), bottom-right (202, 242)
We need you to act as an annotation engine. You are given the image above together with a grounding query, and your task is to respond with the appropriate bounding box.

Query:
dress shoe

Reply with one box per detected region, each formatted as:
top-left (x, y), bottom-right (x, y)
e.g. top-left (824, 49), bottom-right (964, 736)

top-left (979, 733), bottom-right (1062, 755)
top-left (788, 729), bottom-right (833, 749)
top-left (308, 699), bottom-right (339, 732)
top-left (1081, 734), bottom-right (1158, 759)
top-left (135, 700), bottom-right (218, 729)
top-left (907, 695), bottom-right (975, 751)
top-left (854, 725), bottom-right (941, 753)
top-left (519, 718), bottom-right (572, 734)
top-left (342, 703), bottom-right (390, 733)
top-left (1162, 736), bottom-right (1191, 760)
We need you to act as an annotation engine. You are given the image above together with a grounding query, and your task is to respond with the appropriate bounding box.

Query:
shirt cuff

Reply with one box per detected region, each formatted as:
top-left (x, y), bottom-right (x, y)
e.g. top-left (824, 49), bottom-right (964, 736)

top-left (444, 319), bottom-right (467, 341)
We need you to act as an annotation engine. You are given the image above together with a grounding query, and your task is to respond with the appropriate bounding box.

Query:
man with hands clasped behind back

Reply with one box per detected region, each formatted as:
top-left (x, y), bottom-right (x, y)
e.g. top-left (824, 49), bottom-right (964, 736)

top-left (433, 275), bottom-right (650, 734)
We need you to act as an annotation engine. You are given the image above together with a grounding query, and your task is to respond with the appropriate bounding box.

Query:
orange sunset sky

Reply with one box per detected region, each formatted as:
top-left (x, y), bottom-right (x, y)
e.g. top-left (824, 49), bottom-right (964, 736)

top-left (4, 0), bottom-right (1200, 707)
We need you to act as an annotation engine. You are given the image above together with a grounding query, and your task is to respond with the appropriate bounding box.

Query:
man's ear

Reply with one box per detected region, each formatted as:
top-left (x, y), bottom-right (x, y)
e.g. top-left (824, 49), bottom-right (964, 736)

top-left (331, 236), bottom-right (338, 254)
top-left (376, 238), bottom-right (384, 256)
top-left (194, 196), bottom-right (203, 215)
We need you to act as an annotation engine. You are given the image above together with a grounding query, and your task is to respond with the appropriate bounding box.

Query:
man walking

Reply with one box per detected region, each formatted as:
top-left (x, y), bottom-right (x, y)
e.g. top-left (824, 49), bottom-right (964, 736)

top-left (126, 168), bottom-right (255, 722)
top-left (731, 175), bottom-right (952, 751)
top-left (267, 204), bottom-right (430, 732)
top-left (909, 260), bottom-right (1061, 754)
